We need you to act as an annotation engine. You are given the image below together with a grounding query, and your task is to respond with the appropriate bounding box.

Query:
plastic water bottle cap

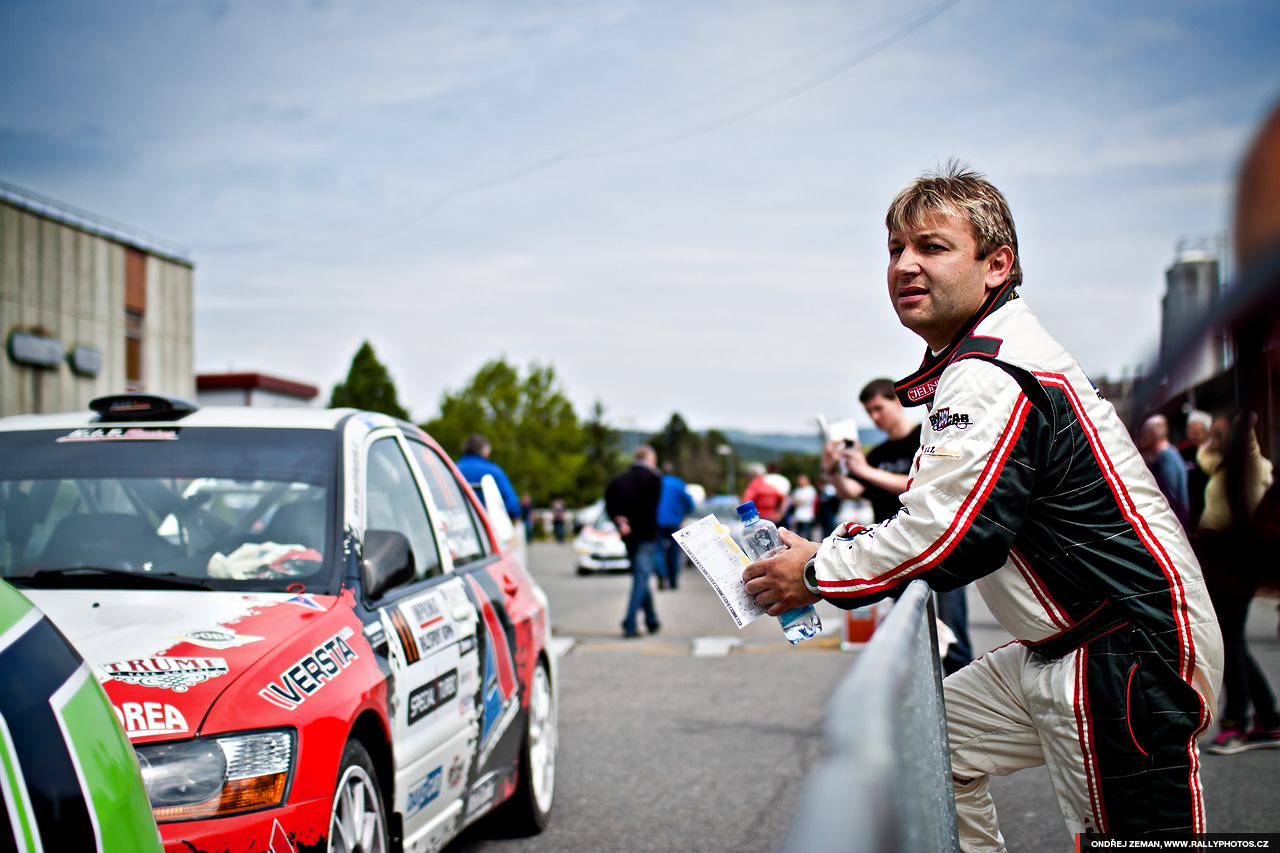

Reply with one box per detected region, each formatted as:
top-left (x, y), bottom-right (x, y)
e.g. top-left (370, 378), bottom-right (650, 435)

top-left (736, 501), bottom-right (757, 519)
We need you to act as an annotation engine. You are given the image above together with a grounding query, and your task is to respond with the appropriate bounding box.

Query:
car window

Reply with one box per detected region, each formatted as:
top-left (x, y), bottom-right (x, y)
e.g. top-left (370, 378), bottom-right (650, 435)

top-left (405, 439), bottom-right (489, 565)
top-left (0, 428), bottom-right (336, 591)
top-left (366, 437), bottom-right (443, 582)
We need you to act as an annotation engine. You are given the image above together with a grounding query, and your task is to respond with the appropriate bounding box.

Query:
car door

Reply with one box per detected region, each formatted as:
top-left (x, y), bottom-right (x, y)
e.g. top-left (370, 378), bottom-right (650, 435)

top-left (361, 432), bottom-right (480, 844)
top-left (404, 438), bottom-right (532, 815)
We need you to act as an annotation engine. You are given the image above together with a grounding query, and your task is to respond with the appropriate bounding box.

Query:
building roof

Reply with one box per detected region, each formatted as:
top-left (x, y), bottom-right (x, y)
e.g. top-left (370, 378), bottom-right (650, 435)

top-left (197, 372), bottom-right (320, 400)
top-left (0, 180), bottom-right (193, 267)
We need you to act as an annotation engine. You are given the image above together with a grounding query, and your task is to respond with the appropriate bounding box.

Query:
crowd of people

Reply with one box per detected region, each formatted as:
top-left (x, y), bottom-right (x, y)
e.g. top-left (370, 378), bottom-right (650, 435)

top-left (1141, 407), bottom-right (1280, 755)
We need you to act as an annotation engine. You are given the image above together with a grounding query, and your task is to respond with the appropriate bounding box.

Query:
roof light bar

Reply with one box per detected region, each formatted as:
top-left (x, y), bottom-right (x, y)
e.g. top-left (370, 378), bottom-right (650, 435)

top-left (89, 394), bottom-right (200, 422)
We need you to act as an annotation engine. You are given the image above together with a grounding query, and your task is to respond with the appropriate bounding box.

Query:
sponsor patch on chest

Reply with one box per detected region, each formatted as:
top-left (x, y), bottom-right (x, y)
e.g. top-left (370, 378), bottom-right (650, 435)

top-left (928, 407), bottom-right (971, 432)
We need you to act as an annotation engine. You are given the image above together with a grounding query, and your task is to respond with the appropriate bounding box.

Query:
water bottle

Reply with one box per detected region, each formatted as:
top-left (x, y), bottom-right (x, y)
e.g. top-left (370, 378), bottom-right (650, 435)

top-left (736, 501), bottom-right (822, 644)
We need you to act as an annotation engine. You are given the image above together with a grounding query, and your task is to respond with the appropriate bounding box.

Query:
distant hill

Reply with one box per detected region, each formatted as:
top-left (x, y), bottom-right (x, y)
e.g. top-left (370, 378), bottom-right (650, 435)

top-left (619, 426), bottom-right (885, 463)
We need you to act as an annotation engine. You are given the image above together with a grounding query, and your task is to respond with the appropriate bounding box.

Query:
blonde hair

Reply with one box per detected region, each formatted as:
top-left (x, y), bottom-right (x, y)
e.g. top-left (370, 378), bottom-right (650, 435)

top-left (886, 160), bottom-right (1022, 287)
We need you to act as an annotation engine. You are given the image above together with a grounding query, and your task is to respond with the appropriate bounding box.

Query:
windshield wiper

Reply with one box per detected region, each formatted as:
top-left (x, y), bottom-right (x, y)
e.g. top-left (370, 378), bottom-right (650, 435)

top-left (17, 567), bottom-right (212, 590)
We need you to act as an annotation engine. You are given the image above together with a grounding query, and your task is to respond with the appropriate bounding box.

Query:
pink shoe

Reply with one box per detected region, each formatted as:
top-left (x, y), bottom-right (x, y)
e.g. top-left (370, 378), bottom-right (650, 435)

top-left (1244, 723), bottom-right (1280, 751)
top-left (1206, 727), bottom-right (1249, 755)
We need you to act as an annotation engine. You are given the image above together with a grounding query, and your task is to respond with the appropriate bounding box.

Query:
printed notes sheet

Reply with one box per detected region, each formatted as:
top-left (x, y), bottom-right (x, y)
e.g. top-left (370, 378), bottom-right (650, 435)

top-left (672, 515), bottom-right (766, 628)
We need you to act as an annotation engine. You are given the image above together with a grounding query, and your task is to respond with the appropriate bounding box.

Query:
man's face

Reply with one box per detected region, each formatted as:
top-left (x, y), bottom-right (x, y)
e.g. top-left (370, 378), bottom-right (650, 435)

top-left (1186, 422), bottom-right (1208, 446)
top-left (862, 394), bottom-right (900, 434)
top-left (887, 212), bottom-right (1004, 350)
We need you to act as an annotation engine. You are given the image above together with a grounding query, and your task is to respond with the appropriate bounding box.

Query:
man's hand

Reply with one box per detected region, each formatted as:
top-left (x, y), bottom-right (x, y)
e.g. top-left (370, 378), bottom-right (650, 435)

top-left (614, 516), bottom-right (631, 538)
top-left (742, 528), bottom-right (821, 616)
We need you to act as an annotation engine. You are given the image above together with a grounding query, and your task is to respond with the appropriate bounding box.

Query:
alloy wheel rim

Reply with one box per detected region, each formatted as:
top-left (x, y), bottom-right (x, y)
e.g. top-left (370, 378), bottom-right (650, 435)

top-left (527, 664), bottom-right (557, 813)
top-left (329, 762), bottom-right (386, 853)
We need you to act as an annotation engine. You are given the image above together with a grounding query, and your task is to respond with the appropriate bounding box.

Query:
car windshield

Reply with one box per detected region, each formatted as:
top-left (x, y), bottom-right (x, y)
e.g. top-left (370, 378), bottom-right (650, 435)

top-left (0, 427), bottom-right (340, 594)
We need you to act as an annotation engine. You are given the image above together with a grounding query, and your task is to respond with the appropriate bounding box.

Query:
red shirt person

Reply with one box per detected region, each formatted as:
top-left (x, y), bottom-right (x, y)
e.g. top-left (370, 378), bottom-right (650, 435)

top-left (741, 463), bottom-right (787, 523)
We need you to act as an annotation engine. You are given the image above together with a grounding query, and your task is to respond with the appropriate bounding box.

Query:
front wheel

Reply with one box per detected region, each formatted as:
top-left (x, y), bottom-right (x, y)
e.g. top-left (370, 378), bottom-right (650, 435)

top-left (329, 740), bottom-right (388, 853)
top-left (497, 658), bottom-right (557, 834)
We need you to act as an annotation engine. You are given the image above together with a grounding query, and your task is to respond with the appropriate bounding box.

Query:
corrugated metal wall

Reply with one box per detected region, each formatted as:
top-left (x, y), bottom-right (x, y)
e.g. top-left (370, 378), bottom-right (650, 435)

top-left (0, 200), bottom-right (195, 417)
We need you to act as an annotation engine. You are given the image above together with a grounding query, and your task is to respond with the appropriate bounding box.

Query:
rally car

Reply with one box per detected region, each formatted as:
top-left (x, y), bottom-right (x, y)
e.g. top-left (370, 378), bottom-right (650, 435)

top-left (0, 394), bottom-right (557, 853)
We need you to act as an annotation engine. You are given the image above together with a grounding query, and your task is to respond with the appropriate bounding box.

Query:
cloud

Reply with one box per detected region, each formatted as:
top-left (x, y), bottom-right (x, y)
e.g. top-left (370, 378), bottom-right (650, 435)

top-left (3, 0), bottom-right (1277, 432)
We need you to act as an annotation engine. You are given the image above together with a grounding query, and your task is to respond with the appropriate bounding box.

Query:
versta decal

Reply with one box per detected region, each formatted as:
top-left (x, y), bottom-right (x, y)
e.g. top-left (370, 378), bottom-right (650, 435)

top-left (101, 657), bottom-right (229, 692)
top-left (115, 701), bottom-right (189, 737)
top-left (175, 628), bottom-right (263, 649)
top-left (258, 626), bottom-right (358, 711)
top-left (406, 767), bottom-right (443, 817)
top-left (408, 669), bottom-right (459, 725)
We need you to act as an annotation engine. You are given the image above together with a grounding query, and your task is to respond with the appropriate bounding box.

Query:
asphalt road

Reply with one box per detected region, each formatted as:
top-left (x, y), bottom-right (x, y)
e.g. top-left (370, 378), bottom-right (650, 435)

top-left (446, 540), bottom-right (855, 853)
top-left (447, 541), bottom-right (1280, 853)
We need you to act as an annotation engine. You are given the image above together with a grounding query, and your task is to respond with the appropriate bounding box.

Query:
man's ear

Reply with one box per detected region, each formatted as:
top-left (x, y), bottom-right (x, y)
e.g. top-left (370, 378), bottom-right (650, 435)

top-left (985, 245), bottom-right (1015, 290)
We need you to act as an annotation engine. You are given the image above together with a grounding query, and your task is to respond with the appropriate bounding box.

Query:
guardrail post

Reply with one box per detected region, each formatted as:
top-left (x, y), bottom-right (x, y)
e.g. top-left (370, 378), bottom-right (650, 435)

top-left (784, 580), bottom-right (959, 853)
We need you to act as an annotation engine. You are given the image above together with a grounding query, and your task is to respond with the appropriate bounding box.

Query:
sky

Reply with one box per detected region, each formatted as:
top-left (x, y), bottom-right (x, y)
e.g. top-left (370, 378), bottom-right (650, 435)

top-left (2, 0), bottom-right (1278, 435)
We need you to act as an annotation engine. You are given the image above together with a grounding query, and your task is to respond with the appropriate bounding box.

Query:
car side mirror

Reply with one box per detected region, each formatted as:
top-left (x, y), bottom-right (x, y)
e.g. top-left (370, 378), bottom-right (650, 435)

top-left (362, 529), bottom-right (415, 600)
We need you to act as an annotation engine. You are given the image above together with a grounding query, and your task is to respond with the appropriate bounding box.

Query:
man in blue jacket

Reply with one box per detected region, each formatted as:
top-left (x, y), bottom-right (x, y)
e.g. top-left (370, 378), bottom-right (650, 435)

top-left (456, 434), bottom-right (522, 521)
top-left (656, 462), bottom-right (695, 589)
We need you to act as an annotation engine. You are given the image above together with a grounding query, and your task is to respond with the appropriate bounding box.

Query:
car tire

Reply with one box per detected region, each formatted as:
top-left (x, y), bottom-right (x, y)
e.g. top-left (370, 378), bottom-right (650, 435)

top-left (329, 740), bottom-right (388, 853)
top-left (496, 658), bottom-right (556, 834)
top-left (576, 565), bottom-right (591, 576)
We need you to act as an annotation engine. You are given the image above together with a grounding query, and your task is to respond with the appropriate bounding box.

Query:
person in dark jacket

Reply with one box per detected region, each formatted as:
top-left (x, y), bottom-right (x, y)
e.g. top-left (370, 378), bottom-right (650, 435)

top-left (605, 446), bottom-right (663, 638)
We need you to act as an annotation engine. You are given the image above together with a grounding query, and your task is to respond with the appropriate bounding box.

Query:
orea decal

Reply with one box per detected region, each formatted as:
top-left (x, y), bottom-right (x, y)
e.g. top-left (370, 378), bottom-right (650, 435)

top-left (115, 701), bottom-right (188, 737)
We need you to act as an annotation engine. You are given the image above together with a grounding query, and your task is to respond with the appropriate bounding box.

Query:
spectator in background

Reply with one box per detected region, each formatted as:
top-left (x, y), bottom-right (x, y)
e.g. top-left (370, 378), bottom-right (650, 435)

top-left (519, 494), bottom-right (534, 540)
top-left (655, 462), bottom-right (695, 590)
top-left (764, 463), bottom-right (792, 523)
top-left (550, 498), bottom-right (567, 543)
top-left (823, 377), bottom-right (971, 675)
top-left (1138, 414), bottom-right (1191, 531)
top-left (1179, 409), bottom-right (1212, 531)
top-left (741, 463), bottom-right (786, 523)
top-left (816, 482), bottom-right (841, 539)
top-left (456, 434), bottom-right (522, 521)
top-left (606, 446), bottom-right (663, 638)
top-left (1197, 413), bottom-right (1280, 753)
top-left (789, 474), bottom-right (818, 540)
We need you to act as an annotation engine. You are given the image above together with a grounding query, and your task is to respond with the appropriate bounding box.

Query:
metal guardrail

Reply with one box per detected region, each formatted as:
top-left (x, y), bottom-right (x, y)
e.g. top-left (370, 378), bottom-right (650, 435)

top-left (785, 579), bottom-right (959, 853)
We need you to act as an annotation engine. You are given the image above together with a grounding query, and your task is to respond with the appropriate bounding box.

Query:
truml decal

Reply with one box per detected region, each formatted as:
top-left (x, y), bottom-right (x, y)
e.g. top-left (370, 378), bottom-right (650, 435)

top-left (100, 657), bottom-right (229, 692)
top-left (258, 627), bottom-right (358, 711)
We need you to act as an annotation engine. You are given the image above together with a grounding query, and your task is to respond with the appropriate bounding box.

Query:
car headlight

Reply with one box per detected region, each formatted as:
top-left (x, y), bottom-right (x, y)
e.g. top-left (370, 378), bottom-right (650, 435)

top-left (135, 729), bottom-right (295, 821)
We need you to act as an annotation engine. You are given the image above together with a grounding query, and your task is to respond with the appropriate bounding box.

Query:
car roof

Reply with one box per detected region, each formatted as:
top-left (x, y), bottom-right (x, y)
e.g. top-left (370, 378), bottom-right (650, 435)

top-left (0, 405), bottom-right (361, 433)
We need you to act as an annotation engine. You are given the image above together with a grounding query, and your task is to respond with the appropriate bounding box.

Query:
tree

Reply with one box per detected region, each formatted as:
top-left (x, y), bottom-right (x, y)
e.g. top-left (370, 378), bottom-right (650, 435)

top-left (329, 341), bottom-right (410, 420)
top-left (647, 413), bottom-right (737, 497)
top-left (422, 358), bottom-right (587, 506)
top-left (578, 401), bottom-right (622, 501)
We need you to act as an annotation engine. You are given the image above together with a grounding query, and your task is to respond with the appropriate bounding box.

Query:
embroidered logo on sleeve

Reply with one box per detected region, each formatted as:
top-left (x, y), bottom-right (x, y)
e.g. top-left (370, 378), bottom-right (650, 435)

top-left (920, 444), bottom-right (961, 459)
top-left (928, 407), bottom-right (971, 431)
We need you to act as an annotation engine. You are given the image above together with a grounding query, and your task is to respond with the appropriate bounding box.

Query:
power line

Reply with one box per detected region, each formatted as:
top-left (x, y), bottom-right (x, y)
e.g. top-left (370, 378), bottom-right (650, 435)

top-left (203, 0), bottom-right (962, 254)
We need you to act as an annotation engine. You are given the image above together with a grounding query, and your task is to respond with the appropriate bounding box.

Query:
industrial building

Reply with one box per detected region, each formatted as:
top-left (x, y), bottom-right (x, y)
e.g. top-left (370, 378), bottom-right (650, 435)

top-left (1, 181), bottom-right (194, 418)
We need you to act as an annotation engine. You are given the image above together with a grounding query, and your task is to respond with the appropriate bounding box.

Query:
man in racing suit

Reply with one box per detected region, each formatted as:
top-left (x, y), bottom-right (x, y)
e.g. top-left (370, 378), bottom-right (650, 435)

top-left (744, 165), bottom-right (1222, 850)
